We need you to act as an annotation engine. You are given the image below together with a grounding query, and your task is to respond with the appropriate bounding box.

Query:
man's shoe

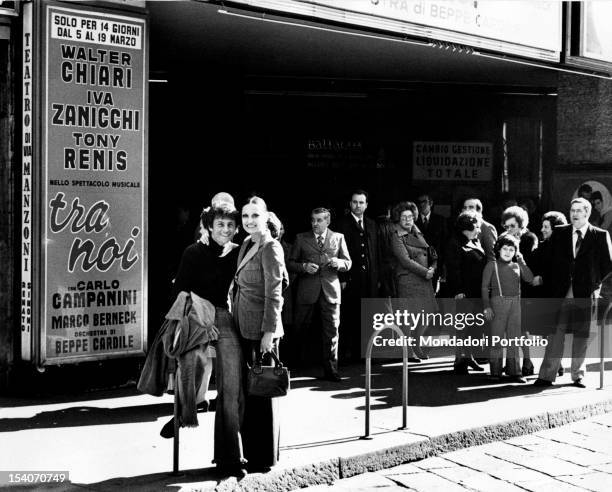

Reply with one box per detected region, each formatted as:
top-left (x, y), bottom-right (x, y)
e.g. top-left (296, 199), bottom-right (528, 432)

top-left (323, 371), bottom-right (342, 382)
top-left (160, 418), bottom-right (175, 439)
top-left (508, 375), bottom-right (527, 384)
top-left (197, 398), bottom-right (217, 413)
top-left (467, 359), bottom-right (485, 371)
top-left (572, 379), bottom-right (586, 388)
top-left (558, 366), bottom-right (564, 377)
top-left (216, 464), bottom-right (247, 479)
top-left (533, 378), bottom-right (553, 387)
top-left (248, 464), bottom-right (271, 474)
top-left (453, 365), bottom-right (469, 375)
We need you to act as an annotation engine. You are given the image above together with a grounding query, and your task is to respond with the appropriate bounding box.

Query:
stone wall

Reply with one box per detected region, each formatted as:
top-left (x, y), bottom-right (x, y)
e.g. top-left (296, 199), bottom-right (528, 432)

top-left (557, 72), bottom-right (612, 166)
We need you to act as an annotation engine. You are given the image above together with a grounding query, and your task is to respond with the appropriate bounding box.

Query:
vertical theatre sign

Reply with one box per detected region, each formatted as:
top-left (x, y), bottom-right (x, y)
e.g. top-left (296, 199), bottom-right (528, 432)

top-left (38, 3), bottom-right (147, 364)
top-left (21, 1), bottom-right (33, 360)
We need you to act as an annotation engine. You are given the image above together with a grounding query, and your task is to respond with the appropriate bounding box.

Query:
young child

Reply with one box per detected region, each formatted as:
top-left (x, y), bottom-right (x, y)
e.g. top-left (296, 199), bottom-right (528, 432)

top-left (482, 233), bottom-right (534, 382)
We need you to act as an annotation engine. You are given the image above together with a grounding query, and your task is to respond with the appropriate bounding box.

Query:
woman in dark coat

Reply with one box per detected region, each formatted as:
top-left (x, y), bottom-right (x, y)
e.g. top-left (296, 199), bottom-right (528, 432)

top-left (445, 210), bottom-right (487, 374)
top-left (389, 201), bottom-right (438, 361)
top-left (500, 205), bottom-right (539, 375)
top-left (531, 211), bottom-right (568, 376)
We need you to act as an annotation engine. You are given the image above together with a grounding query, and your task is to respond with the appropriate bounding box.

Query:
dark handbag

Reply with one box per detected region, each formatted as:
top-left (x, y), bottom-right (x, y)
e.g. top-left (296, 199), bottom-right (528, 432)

top-left (247, 351), bottom-right (290, 398)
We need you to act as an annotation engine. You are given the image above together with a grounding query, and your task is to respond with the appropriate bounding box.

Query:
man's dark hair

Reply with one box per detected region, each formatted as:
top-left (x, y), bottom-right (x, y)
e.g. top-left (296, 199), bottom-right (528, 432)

top-left (201, 204), bottom-right (239, 230)
top-left (578, 183), bottom-right (593, 196)
top-left (454, 210), bottom-right (480, 236)
top-left (350, 189), bottom-right (369, 202)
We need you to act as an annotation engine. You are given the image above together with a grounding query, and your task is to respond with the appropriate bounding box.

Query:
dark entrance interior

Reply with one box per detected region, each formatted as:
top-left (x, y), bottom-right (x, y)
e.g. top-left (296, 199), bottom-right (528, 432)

top-left (146, 1), bottom-right (558, 329)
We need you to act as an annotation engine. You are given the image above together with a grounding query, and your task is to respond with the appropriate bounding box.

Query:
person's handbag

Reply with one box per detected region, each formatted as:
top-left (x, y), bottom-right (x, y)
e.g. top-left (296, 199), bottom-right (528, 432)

top-left (247, 351), bottom-right (290, 398)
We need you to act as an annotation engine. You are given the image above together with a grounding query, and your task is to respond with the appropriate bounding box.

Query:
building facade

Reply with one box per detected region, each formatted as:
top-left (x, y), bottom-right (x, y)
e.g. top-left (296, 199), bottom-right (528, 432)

top-left (1, 0), bottom-right (612, 391)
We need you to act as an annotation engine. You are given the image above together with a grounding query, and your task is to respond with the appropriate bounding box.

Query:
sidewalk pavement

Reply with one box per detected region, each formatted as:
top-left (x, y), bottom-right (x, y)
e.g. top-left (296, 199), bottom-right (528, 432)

top-left (2, 356), bottom-right (612, 491)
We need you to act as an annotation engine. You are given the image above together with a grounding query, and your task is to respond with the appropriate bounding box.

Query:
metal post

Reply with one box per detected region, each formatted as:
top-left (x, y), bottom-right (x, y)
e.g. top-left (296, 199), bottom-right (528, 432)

top-left (600, 304), bottom-right (612, 390)
top-left (365, 355), bottom-right (371, 438)
top-left (173, 372), bottom-right (180, 474)
top-left (363, 325), bottom-right (408, 438)
top-left (401, 345), bottom-right (408, 430)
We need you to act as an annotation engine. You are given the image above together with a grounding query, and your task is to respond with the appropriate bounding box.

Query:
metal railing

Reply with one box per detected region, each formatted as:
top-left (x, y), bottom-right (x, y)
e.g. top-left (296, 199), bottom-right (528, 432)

top-left (363, 324), bottom-right (408, 438)
top-left (599, 303), bottom-right (612, 390)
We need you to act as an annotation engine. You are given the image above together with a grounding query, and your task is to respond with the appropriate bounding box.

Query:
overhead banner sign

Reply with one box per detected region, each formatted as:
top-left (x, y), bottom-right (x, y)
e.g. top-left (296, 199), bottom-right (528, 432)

top-left (39, 3), bottom-right (148, 364)
top-left (231, 0), bottom-right (561, 61)
top-left (413, 141), bottom-right (493, 181)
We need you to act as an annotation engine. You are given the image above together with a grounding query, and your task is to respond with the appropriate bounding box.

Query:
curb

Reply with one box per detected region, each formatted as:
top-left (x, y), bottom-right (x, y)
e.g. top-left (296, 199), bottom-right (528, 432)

top-left (211, 397), bottom-right (612, 492)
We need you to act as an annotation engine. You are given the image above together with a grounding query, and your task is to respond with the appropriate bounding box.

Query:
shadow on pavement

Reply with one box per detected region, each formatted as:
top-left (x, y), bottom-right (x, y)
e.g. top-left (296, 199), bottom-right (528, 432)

top-left (0, 386), bottom-right (141, 409)
top-left (71, 467), bottom-right (231, 492)
top-left (0, 401), bottom-right (179, 432)
top-left (289, 361), bottom-right (552, 411)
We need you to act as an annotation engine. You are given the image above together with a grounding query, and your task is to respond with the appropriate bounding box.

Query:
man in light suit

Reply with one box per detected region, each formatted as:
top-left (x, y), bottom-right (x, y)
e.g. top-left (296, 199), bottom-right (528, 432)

top-left (534, 197), bottom-right (612, 388)
top-left (336, 190), bottom-right (379, 363)
top-left (288, 208), bottom-right (352, 381)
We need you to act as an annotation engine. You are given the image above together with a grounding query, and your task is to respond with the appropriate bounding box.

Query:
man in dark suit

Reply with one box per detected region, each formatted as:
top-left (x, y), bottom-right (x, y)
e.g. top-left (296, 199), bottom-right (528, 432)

top-left (534, 197), bottom-right (612, 388)
top-left (288, 208), bottom-right (352, 381)
top-left (336, 190), bottom-right (379, 362)
top-left (416, 193), bottom-right (447, 293)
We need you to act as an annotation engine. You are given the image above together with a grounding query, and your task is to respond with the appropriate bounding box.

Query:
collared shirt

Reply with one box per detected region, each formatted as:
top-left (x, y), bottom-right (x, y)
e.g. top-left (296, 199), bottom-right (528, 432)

top-left (572, 223), bottom-right (589, 258)
top-left (314, 229), bottom-right (328, 244)
top-left (350, 212), bottom-right (364, 228)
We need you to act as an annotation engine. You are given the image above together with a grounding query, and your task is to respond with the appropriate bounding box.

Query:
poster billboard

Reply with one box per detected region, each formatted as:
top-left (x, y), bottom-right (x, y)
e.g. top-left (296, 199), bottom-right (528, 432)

top-left (40, 3), bottom-right (147, 364)
top-left (413, 141), bottom-right (493, 181)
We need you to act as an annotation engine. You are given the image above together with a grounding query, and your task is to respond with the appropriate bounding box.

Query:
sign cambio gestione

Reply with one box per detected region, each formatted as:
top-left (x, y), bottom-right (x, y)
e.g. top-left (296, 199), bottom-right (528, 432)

top-left (22, 1), bottom-right (148, 364)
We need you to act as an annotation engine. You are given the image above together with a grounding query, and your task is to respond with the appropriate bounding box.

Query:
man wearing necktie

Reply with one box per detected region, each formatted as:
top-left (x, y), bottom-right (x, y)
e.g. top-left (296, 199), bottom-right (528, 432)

top-left (534, 197), bottom-right (612, 388)
top-left (416, 193), bottom-right (447, 294)
top-left (336, 190), bottom-right (380, 363)
top-left (288, 207), bottom-right (352, 381)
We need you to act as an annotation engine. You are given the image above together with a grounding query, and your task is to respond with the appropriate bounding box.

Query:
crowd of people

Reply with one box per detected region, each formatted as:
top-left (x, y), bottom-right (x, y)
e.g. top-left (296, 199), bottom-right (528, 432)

top-left (146, 185), bottom-right (612, 478)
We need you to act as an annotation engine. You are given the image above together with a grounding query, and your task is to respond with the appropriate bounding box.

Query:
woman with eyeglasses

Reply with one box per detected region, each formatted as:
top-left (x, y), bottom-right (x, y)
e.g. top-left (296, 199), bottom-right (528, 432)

top-left (500, 206), bottom-right (539, 376)
top-left (445, 210), bottom-right (487, 374)
top-left (389, 201), bottom-right (438, 361)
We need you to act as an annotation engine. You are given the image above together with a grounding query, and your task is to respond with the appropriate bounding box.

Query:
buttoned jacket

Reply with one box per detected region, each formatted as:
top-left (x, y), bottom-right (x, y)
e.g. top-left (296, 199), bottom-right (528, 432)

top-left (288, 229), bottom-right (352, 304)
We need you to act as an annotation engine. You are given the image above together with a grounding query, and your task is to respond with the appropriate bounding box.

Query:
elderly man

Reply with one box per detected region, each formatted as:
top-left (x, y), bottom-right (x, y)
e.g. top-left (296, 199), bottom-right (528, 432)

top-left (534, 197), bottom-right (612, 388)
top-left (288, 208), bottom-right (352, 381)
top-left (462, 197), bottom-right (497, 261)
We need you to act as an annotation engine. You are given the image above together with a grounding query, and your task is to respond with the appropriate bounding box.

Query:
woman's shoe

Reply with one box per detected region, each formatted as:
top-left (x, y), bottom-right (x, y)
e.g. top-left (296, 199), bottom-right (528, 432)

top-left (467, 359), bottom-right (485, 371)
top-left (408, 357), bottom-right (421, 363)
top-left (558, 366), bottom-right (564, 377)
